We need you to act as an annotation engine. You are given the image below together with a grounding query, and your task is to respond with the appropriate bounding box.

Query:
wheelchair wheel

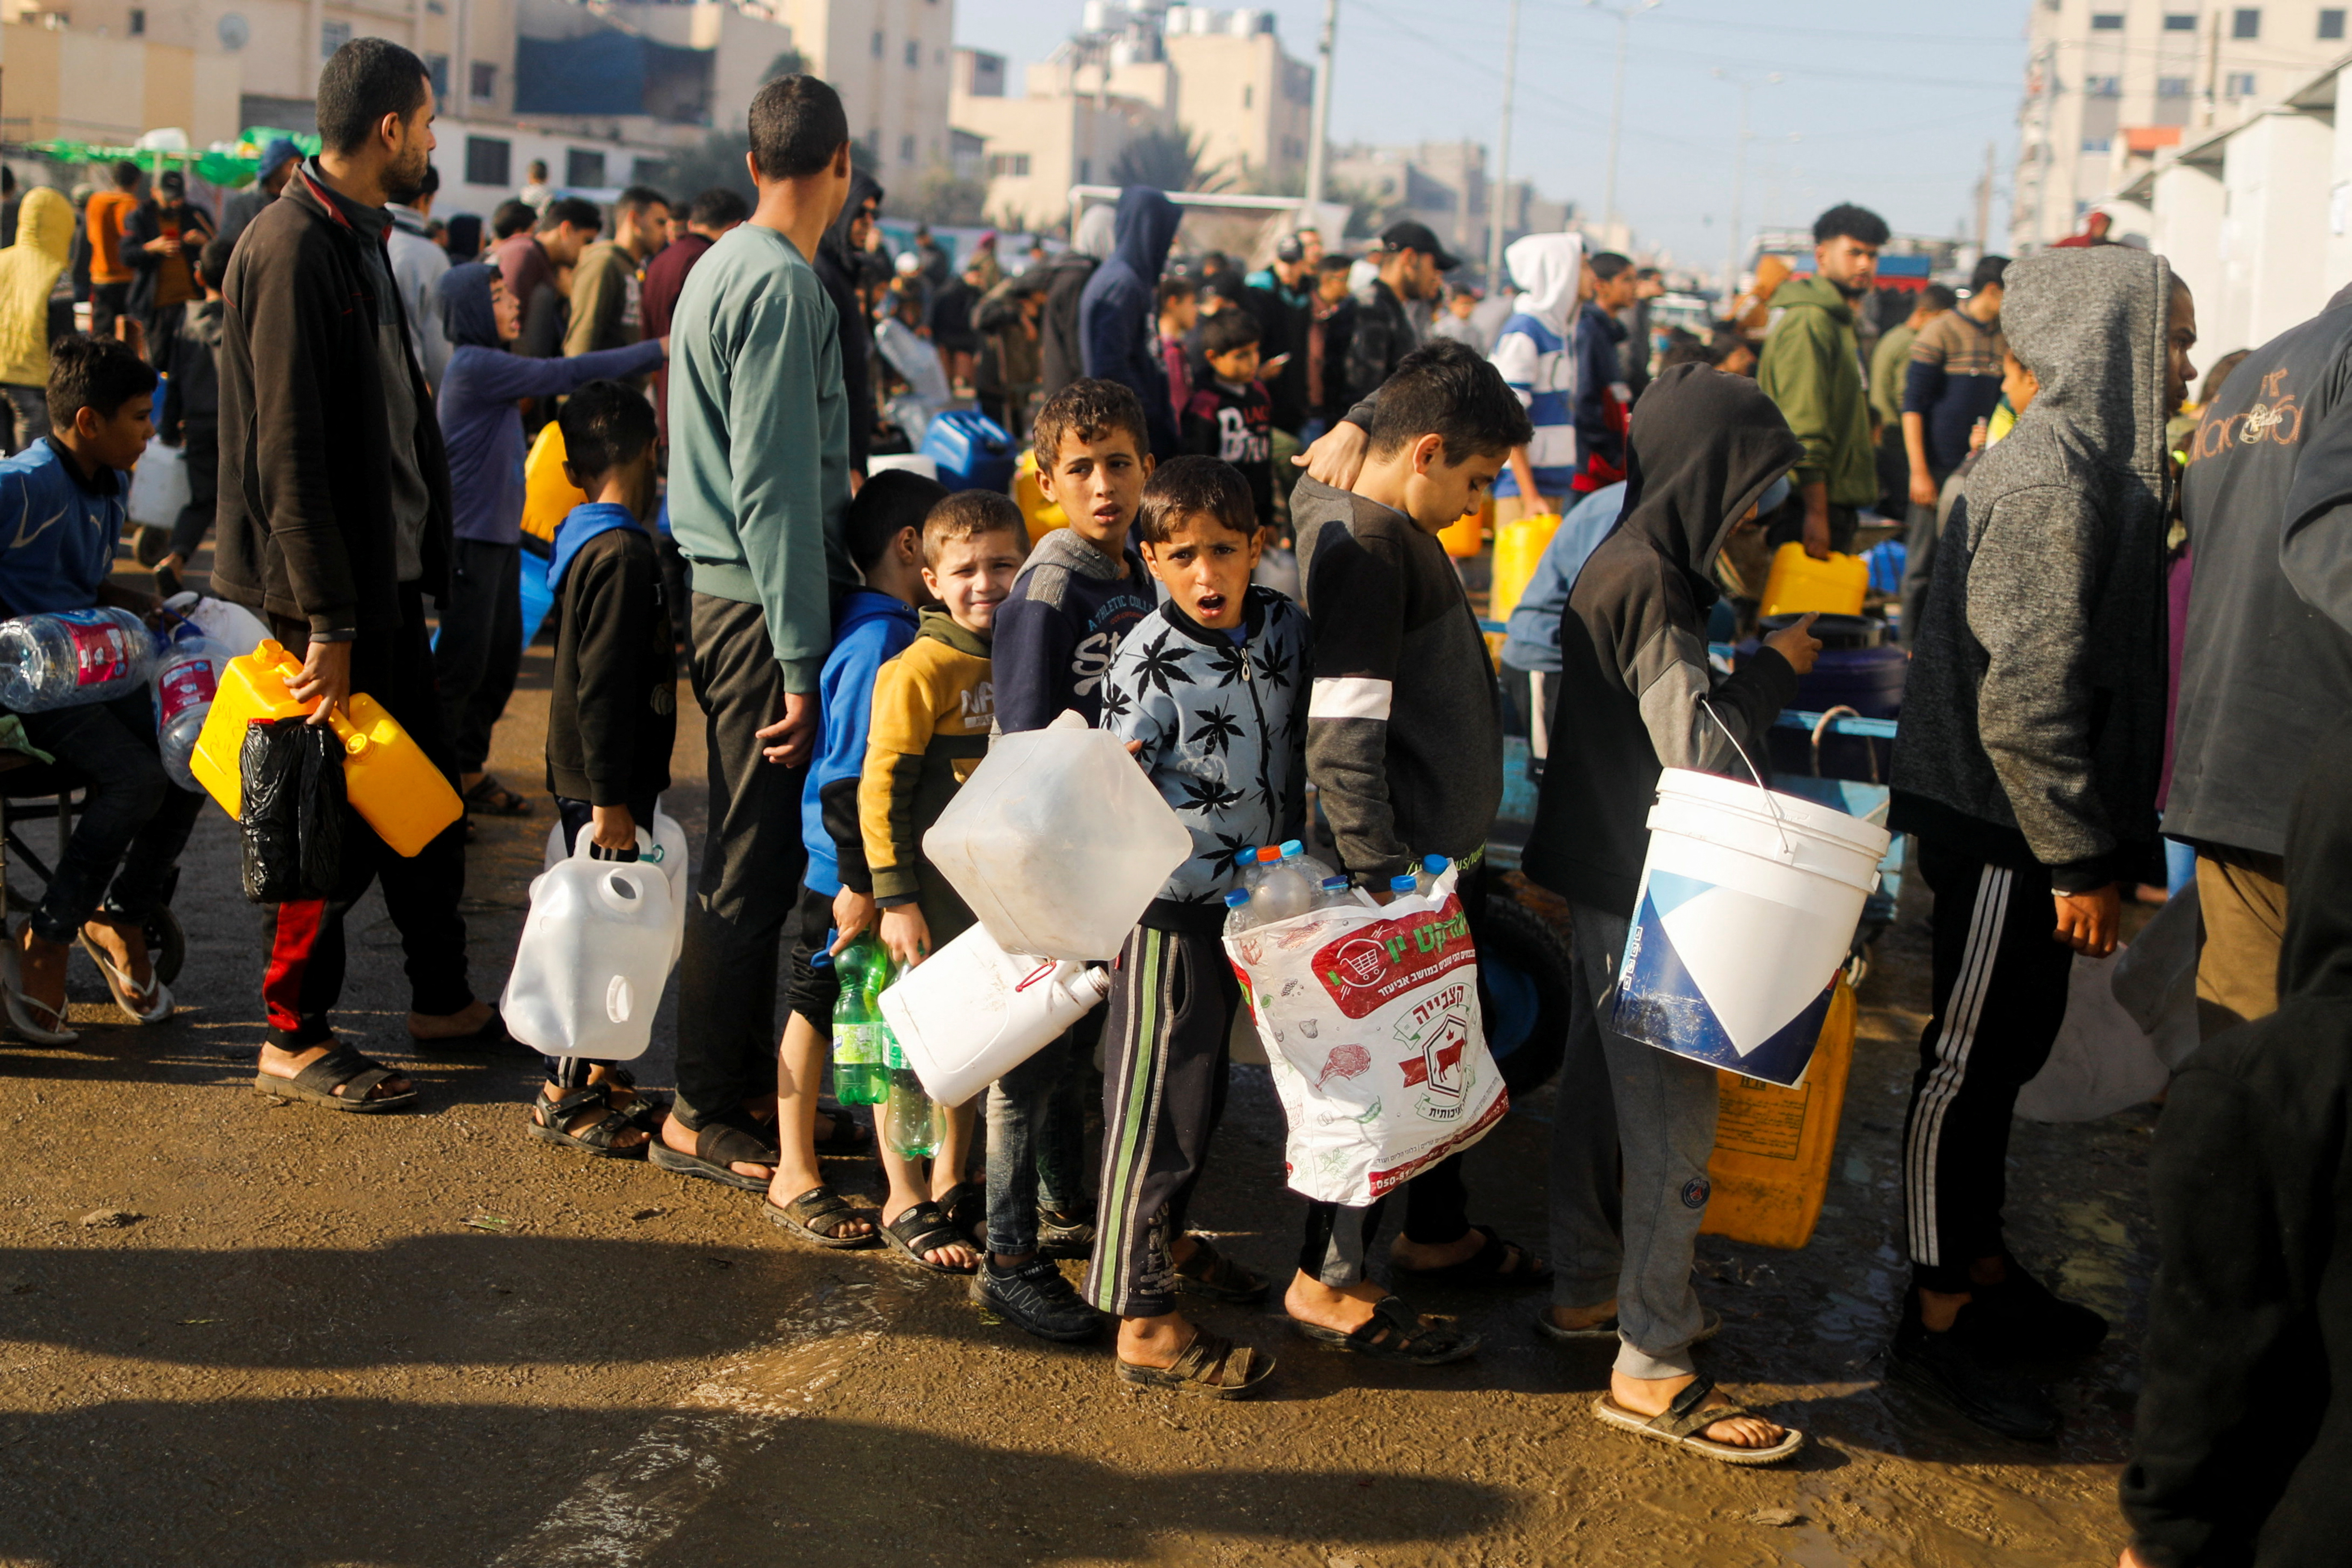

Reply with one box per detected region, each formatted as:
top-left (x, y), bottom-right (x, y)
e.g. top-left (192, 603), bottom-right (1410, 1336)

top-left (142, 905), bottom-right (186, 986)
top-left (1480, 890), bottom-right (1573, 1096)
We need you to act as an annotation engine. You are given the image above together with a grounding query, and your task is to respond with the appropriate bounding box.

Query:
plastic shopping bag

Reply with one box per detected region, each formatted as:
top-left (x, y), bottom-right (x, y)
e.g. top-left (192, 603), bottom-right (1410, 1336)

top-left (2013, 949), bottom-right (2173, 1123)
top-left (237, 717), bottom-right (345, 903)
top-left (1225, 866), bottom-right (1508, 1205)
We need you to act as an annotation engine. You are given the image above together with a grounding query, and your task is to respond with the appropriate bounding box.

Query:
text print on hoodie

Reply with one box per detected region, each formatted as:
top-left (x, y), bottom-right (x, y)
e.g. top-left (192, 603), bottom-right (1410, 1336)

top-left (1890, 245), bottom-right (2175, 891)
top-left (1078, 188), bottom-right (1184, 460)
top-left (1489, 232), bottom-right (1584, 499)
top-left (1522, 363), bottom-right (1806, 917)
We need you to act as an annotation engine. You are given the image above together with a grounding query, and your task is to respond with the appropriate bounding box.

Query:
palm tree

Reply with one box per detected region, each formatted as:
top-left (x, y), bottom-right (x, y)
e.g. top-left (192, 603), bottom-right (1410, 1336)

top-left (1109, 127), bottom-right (1228, 193)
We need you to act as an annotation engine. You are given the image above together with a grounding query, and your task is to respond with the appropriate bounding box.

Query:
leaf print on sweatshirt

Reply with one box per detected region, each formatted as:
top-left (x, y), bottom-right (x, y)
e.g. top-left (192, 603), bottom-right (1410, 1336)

top-left (1177, 775), bottom-right (1246, 815)
top-left (1190, 706), bottom-right (1243, 757)
top-left (1130, 635), bottom-right (1196, 698)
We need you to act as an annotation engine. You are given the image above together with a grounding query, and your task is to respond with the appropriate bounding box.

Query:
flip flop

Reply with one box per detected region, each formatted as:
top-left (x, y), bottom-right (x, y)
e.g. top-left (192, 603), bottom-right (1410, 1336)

top-left (1289, 1294), bottom-right (1480, 1366)
top-left (1590, 1376), bottom-right (1805, 1466)
top-left (252, 1044), bottom-right (418, 1113)
top-left (1116, 1330), bottom-right (1275, 1400)
top-left (761, 1184), bottom-right (879, 1249)
top-left (1392, 1224), bottom-right (1553, 1288)
top-left (77, 927), bottom-right (171, 1024)
top-left (649, 1114), bottom-right (779, 1191)
top-left (879, 1199), bottom-right (976, 1273)
top-left (407, 1009), bottom-right (517, 1055)
top-left (0, 940), bottom-right (77, 1045)
top-left (461, 775), bottom-right (531, 816)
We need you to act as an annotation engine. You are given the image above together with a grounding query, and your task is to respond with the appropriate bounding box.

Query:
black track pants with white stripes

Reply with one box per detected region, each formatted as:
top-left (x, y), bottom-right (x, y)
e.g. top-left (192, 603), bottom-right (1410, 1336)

top-left (1900, 837), bottom-right (2075, 1296)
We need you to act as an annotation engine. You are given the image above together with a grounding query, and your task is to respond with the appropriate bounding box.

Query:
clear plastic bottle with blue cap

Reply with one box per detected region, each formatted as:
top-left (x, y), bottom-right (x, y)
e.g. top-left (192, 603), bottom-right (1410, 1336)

top-left (1221, 886), bottom-right (1257, 938)
top-left (1312, 874), bottom-right (1363, 911)
top-left (1413, 853), bottom-right (1451, 897)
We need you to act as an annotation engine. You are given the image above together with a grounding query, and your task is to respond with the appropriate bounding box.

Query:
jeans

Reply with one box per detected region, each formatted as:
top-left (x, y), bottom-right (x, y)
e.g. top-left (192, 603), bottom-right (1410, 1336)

top-left (983, 1029), bottom-right (1076, 1256)
top-left (1899, 468), bottom-right (1951, 645)
top-left (431, 538), bottom-right (523, 776)
top-left (17, 691), bottom-right (202, 945)
top-left (673, 593), bottom-right (810, 1128)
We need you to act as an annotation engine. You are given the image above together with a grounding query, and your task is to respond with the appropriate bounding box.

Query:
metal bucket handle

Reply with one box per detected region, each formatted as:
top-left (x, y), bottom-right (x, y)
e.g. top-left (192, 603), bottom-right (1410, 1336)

top-left (1699, 699), bottom-right (1797, 863)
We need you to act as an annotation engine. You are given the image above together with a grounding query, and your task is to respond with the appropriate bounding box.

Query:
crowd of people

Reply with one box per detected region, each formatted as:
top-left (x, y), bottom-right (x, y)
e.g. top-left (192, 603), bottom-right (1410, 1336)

top-left (0, 35), bottom-right (2343, 1558)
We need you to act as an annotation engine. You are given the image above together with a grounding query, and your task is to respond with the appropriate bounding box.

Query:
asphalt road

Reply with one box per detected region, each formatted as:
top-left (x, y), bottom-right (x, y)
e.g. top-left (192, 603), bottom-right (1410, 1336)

top-left (0, 561), bottom-right (2156, 1567)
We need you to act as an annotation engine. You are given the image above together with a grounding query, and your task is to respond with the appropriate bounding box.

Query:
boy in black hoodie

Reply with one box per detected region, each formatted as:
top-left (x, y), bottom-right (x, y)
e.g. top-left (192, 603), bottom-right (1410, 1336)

top-left (529, 380), bottom-right (676, 1155)
top-left (1522, 362), bottom-right (1820, 1465)
top-left (1180, 306), bottom-right (1275, 534)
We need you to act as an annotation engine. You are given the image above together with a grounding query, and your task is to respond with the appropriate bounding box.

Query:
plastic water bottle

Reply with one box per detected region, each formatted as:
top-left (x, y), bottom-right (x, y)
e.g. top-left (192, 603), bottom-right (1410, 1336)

top-left (1280, 839), bottom-right (1341, 885)
top-left (883, 1025), bottom-right (940, 1158)
top-left (1390, 874), bottom-right (1418, 901)
top-left (1413, 853), bottom-right (1451, 897)
top-left (152, 631), bottom-right (228, 792)
top-left (0, 608), bottom-right (157, 712)
top-left (829, 933), bottom-right (889, 1107)
top-left (1253, 845), bottom-right (1318, 923)
top-left (1313, 875), bottom-right (1362, 911)
top-left (1222, 886), bottom-right (1256, 938)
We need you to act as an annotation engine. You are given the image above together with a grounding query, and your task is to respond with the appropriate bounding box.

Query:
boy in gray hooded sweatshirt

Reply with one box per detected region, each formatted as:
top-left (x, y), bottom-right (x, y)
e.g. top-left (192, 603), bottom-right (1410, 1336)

top-left (1888, 245), bottom-right (2198, 1441)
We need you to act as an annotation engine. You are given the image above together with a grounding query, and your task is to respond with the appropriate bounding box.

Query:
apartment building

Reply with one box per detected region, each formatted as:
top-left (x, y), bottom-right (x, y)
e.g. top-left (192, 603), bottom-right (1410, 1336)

top-left (771, 0), bottom-right (954, 183)
top-left (2012, 0), bottom-right (2348, 249)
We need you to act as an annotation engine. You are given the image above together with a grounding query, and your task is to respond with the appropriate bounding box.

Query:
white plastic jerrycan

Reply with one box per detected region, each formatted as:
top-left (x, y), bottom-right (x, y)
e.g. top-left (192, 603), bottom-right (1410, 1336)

top-left (542, 800), bottom-right (690, 968)
top-left (922, 712), bottom-right (1193, 961)
top-left (503, 830), bottom-right (676, 1061)
top-left (878, 922), bottom-right (1111, 1107)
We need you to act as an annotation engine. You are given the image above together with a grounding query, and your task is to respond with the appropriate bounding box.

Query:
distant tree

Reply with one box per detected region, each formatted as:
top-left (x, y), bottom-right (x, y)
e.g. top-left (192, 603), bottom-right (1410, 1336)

top-left (902, 163), bottom-right (987, 227)
top-left (765, 48), bottom-right (807, 80)
top-left (1110, 126), bottom-right (1228, 193)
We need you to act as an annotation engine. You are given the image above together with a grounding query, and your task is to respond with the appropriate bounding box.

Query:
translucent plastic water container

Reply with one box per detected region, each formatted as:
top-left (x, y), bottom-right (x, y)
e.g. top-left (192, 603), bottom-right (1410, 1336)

top-left (501, 831), bottom-right (677, 1062)
top-left (542, 802), bottom-right (689, 967)
top-left (877, 922), bottom-right (1111, 1106)
top-left (162, 591), bottom-right (271, 660)
top-left (0, 607), bottom-right (157, 712)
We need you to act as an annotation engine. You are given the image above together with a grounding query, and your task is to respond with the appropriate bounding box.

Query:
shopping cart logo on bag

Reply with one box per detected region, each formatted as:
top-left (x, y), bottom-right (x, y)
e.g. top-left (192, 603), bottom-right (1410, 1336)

top-left (1313, 899), bottom-right (1477, 1019)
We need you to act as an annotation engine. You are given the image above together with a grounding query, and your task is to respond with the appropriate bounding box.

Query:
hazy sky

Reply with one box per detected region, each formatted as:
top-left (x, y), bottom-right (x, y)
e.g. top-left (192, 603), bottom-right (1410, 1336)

top-left (953, 0), bottom-right (2034, 272)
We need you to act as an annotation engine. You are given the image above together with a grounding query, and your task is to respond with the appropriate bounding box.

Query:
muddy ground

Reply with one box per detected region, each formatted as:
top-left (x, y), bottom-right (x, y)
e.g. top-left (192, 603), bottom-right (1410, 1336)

top-left (0, 563), bottom-right (2157, 1568)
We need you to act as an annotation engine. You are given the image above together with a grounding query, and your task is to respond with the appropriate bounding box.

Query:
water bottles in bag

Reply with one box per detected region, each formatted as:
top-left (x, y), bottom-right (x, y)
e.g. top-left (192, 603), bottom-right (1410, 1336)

top-left (0, 608), bottom-right (157, 712)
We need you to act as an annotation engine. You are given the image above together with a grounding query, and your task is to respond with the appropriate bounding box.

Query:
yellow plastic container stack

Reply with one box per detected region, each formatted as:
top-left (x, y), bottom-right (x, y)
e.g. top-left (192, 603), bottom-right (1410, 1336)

top-left (1490, 511), bottom-right (1563, 623)
top-left (189, 641), bottom-right (464, 859)
top-left (1438, 499), bottom-right (1488, 560)
top-left (520, 423), bottom-right (587, 552)
top-left (1698, 979), bottom-right (1858, 1251)
top-left (1013, 449), bottom-right (1067, 545)
top-left (1758, 541), bottom-right (1868, 618)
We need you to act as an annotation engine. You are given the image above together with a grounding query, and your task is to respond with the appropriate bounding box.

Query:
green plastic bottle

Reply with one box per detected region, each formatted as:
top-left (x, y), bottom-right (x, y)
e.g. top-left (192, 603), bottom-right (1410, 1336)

top-left (830, 933), bottom-right (888, 1107)
top-left (877, 954), bottom-right (940, 1158)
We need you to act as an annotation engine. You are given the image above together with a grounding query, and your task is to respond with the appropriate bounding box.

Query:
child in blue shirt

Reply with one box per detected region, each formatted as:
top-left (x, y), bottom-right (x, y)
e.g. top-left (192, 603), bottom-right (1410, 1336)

top-left (0, 335), bottom-right (201, 1041)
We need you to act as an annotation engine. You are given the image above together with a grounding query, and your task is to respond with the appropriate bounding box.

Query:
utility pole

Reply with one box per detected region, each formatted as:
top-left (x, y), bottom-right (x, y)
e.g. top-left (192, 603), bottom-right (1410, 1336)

top-left (1303, 0), bottom-right (1339, 208)
top-left (1591, 0), bottom-right (1659, 244)
top-left (1715, 69), bottom-right (1777, 316)
top-left (1974, 140), bottom-right (1994, 254)
top-left (1487, 0), bottom-right (1521, 288)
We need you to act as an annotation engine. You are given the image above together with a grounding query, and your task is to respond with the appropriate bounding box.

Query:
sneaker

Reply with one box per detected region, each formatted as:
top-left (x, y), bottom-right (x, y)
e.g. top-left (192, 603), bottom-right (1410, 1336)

top-left (973, 1256), bottom-right (1102, 1343)
top-left (1036, 1206), bottom-right (1097, 1260)
top-left (1887, 1309), bottom-right (2060, 1443)
top-left (1972, 1258), bottom-right (2110, 1360)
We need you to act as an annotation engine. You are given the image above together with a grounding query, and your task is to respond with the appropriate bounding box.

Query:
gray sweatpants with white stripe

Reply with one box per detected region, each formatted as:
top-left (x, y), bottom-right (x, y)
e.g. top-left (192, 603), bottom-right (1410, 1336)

top-left (1899, 838), bottom-right (2075, 1295)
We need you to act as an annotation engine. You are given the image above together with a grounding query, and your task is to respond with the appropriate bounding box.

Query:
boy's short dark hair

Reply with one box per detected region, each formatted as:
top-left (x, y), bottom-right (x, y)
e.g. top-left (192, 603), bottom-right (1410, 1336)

top-left (317, 37), bottom-right (431, 157)
top-left (749, 76), bottom-right (849, 182)
top-left (1032, 377), bottom-right (1149, 469)
top-left (195, 234), bottom-right (236, 292)
top-left (922, 489), bottom-right (1025, 566)
top-left (1969, 254), bottom-right (2011, 292)
top-left (557, 380), bottom-right (658, 481)
top-left (540, 196), bottom-right (603, 235)
top-left (616, 184), bottom-right (670, 220)
top-left (1316, 254), bottom-right (1353, 277)
top-left (1364, 339), bottom-right (1533, 462)
top-left (689, 186), bottom-right (750, 228)
top-left (1921, 282), bottom-right (1958, 312)
top-left (1156, 275), bottom-right (1197, 309)
top-left (1588, 251), bottom-right (1633, 283)
top-left (418, 164), bottom-right (439, 198)
top-left (491, 199), bottom-right (537, 239)
top-left (46, 334), bottom-right (156, 432)
top-left (111, 160), bottom-right (141, 191)
top-left (1813, 202), bottom-right (1890, 248)
top-left (844, 468), bottom-right (948, 573)
top-left (1136, 455), bottom-right (1255, 545)
top-left (1198, 307), bottom-right (1260, 358)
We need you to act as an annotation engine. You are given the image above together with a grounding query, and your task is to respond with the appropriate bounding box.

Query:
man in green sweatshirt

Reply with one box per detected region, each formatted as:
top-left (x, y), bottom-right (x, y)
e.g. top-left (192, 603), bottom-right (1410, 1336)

top-left (656, 74), bottom-right (857, 1198)
top-left (1756, 202), bottom-right (1887, 559)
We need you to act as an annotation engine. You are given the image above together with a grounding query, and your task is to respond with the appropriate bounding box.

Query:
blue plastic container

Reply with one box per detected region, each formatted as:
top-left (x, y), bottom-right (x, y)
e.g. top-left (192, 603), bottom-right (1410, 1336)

top-left (919, 409), bottom-right (1017, 494)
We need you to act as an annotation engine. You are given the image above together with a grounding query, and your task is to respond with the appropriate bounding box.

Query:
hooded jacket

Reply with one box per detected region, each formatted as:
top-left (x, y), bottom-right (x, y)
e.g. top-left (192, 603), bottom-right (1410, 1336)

top-left (2164, 282), bottom-right (2352, 859)
top-left (545, 502), bottom-right (675, 808)
top-left (1490, 232), bottom-right (1583, 499)
top-left (434, 262), bottom-right (666, 547)
top-left (802, 587), bottom-right (920, 898)
top-left (1080, 188), bottom-right (1183, 459)
top-left (1040, 204), bottom-right (1114, 401)
top-left (813, 170), bottom-right (884, 473)
top-left (0, 189), bottom-right (71, 389)
top-left (859, 608), bottom-right (992, 936)
top-left (1572, 301), bottom-right (1631, 489)
top-left (387, 202), bottom-right (452, 386)
top-left (1756, 274), bottom-right (1877, 508)
top-left (216, 164), bottom-right (455, 636)
top-left (1522, 364), bottom-right (1804, 915)
top-left (1890, 246), bottom-right (2173, 891)
top-left (2122, 719), bottom-right (2352, 1568)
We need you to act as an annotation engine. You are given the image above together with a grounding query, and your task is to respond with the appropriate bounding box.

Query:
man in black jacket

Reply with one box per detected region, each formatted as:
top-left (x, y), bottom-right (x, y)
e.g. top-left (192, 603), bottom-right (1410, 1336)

top-left (1039, 203), bottom-right (1113, 401)
top-left (217, 36), bottom-right (497, 1112)
top-left (1344, 220), bottom-right (1453, 408)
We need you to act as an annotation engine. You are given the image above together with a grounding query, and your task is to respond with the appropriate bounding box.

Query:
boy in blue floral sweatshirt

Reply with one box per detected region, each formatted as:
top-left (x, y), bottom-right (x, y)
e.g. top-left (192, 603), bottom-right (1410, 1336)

top-left (1084, 455), bottom-right (1309, 1398)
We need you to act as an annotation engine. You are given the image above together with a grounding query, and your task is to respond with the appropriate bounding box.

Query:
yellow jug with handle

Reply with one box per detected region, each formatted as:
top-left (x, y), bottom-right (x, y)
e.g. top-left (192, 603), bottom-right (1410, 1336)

top-left (1697, 980), bottom-right (1857, 1250)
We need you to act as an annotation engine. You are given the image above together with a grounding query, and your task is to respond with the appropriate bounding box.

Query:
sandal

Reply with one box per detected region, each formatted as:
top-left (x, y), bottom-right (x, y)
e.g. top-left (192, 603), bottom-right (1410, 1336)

top-left (1392, 1224), bottom-right (1553, 1289)
top-left (1290, 1295), bottom-right (1480, 1366)
top-left (0, 939), bottom-right (77, 1045)
top-left (1536, 1306), bottom-right (1722, 1345)
top-left (760, 1184), bottom-right (878, 1249)
top-left (1174, 1237), bottom-right (1268, 1304)
top-left (1116, 1329), bottom-right (1275, 1400)
top-left (252, 1044), bottom-right (417, 1113)
top-left (649, 1113), bottom-right (779, 1191)
top-left (937, 1180), bottom-right (984, 1242)
top-left (813, 1111), bottom-right (872, 1158)
top-left (528, 1081), bottom-right (653, 1158)
top-left (880, 1200), bottom-right (976, 1273)
top-left (78, 923), bottom-right (171, 1024)
top-left (1591, 1375), bottom-right (1805, 1466)
top-left (461, 774), bottom-right (531, 815)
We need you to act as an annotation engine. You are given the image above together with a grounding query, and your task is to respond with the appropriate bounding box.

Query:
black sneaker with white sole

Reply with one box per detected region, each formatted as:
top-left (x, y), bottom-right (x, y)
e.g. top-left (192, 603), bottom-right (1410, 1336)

top-left (1971, 1258), bottom-right (2110, 1360)
top-left (973, 1256), bottom-right (1102, 1342)
top-left (1887, 1310), bottom-right (2061, 1443)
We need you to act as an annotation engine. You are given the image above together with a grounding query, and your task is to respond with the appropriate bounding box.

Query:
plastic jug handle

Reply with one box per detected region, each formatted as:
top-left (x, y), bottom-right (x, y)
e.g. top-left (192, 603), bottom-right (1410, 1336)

top-left (269, 650), bottom-right (368, 751)
top-left (1699, 698), bottom-right (1797, 863)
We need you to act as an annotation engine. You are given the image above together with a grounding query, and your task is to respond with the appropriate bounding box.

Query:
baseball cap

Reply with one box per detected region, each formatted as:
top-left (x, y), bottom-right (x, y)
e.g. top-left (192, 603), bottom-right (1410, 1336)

top-left (1275, 234), bottom-right (1304, 264)
top-left (260, 137), bottom-right (302, 176)
top-left (1377, 219), bottom-right (1460, 272)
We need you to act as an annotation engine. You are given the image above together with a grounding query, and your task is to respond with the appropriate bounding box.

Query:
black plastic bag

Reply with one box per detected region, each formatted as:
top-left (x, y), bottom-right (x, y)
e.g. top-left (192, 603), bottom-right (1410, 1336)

top-left (239, 718), bottom-right (346, 903)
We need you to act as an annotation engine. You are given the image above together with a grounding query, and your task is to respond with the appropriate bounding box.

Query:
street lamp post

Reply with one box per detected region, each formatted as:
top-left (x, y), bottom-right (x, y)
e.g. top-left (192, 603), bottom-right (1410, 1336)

top-left (1590, 0), bottom-right (1660, 243)
top-left (1714, 68), bottom-right (1781, 316)
top-left (1304, 0), bottom-right (1339, 207)
top-left (1487, 0), bottom-right (1521, 289)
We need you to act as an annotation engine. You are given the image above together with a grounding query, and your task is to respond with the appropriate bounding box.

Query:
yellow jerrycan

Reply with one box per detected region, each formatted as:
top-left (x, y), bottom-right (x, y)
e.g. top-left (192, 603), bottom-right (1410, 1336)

top-left (1758, 542), bottom-right (1868, 618)
top-left (1438, 497), bottom-right (1488, 560)
top-left (1698, 979), bottom-right (1858, 1250)
top-left (520, 422), bottom-right (588, 551)
top-left (1490, 511), bottom-right (1562, 623)
top-left (189, 641), bottom-right (464, 858)
top-left (1013, 449), bottom-right (1068, 546)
